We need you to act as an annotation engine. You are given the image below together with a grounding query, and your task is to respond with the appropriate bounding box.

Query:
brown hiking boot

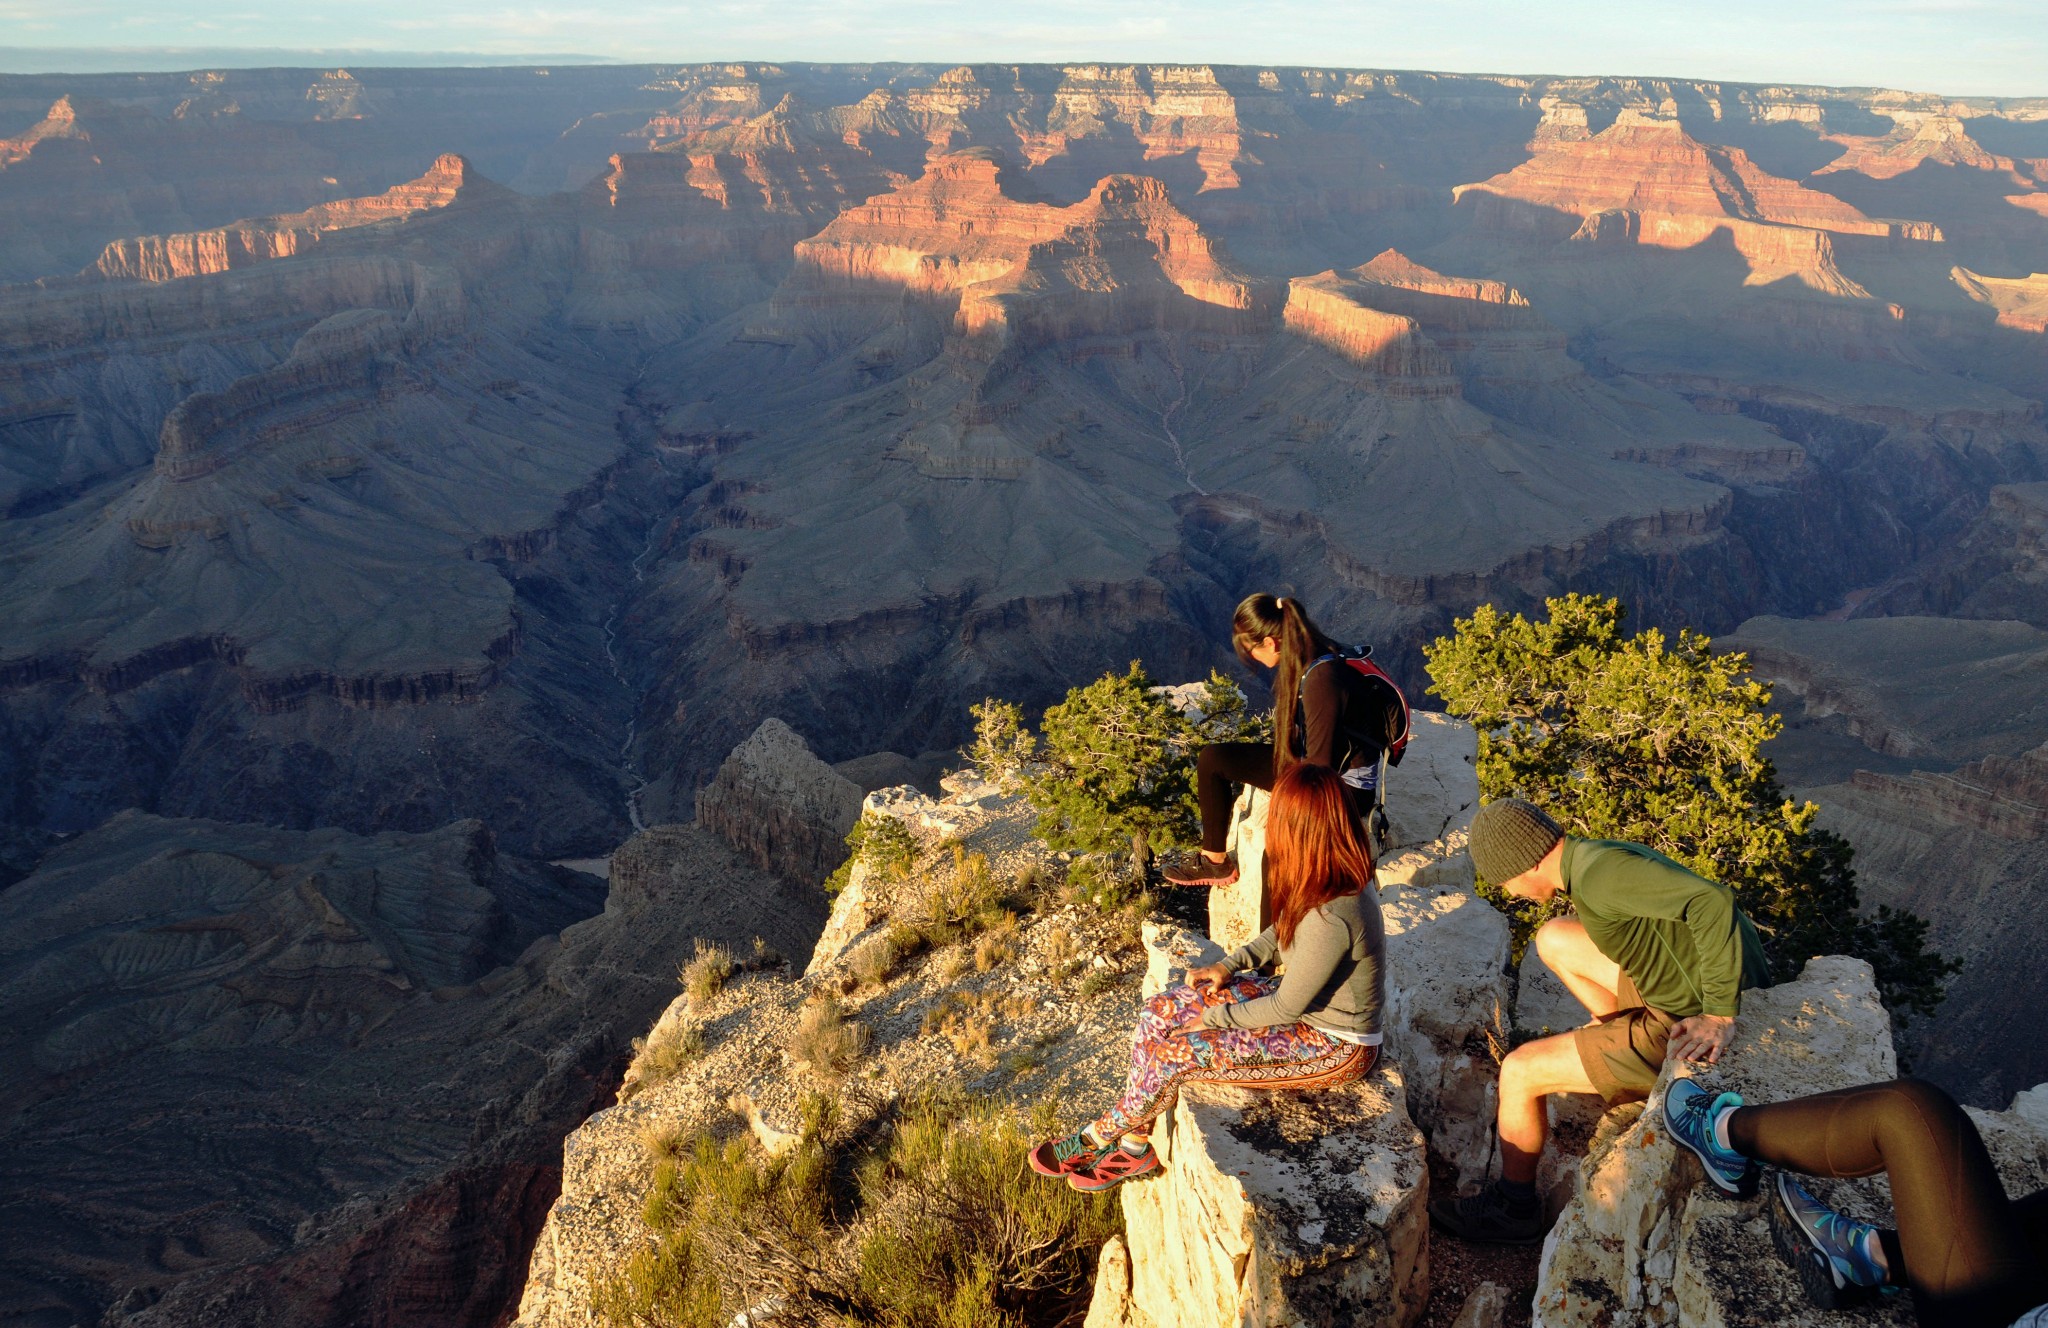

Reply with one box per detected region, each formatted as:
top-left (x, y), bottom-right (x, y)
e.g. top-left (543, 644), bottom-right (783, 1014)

top-left (1160, 851), bottom-right (1238, 888)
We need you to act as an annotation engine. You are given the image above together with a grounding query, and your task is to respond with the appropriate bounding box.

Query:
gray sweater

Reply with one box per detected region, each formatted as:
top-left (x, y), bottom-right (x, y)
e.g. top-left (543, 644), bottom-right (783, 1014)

top-left (1198, 887), bottom-right (1387, 1041)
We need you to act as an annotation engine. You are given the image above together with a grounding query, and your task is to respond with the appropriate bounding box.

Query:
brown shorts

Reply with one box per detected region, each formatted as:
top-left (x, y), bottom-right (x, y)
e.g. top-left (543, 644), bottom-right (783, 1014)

top-left (1572, 969), bottom-right (1679, 1105)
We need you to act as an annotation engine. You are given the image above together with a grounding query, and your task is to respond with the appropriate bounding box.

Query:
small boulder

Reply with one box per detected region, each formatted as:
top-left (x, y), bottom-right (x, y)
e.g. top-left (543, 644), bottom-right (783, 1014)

top-left (1116, 1065), bottom-right (1430, 1327)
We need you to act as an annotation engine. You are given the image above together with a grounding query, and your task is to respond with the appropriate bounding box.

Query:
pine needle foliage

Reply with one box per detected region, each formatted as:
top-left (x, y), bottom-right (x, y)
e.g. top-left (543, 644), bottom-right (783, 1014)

top-left (1022, 663), bottom-right (1254, 872)
top-left (965, 698), bottom-right (1037, 788)
top-left (1424, 593), bottom-right (1956, 1022)
top-left (824, 814), bottom-right (921, 899)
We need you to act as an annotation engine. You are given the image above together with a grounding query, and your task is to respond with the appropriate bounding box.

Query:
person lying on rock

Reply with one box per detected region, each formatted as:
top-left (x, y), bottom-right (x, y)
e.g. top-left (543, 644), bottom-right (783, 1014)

top-left (1160, 593), bottom-right (1405, 889)
top-left (1430, 797), bottom-right (1771, 1244)
top-left (1030, 763), bottom-right (1386, 1192)
top-left (1663, 1076), bottom-right (2048, 1327)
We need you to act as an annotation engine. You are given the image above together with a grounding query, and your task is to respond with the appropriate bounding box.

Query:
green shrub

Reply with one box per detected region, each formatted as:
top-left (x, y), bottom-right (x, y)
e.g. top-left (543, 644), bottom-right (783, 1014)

top-left (851, 1097), bottom-right (1120, 1326)
top-left (1061, 854), bottom-right (1141, 911)
top-left (965, 697), bottom-right (1037, 787)
top-left (1077, 968), bottom-right (1118, 1000)
top-left (825, 813), bottom-right (922, 898)
top-left (1425, 592), bottom-right (1957, 1021)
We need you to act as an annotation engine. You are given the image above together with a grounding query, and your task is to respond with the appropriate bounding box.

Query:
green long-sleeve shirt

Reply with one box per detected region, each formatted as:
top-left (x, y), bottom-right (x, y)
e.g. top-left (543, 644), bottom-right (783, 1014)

top-left (1561, 839), bottom-right (1772, 1019)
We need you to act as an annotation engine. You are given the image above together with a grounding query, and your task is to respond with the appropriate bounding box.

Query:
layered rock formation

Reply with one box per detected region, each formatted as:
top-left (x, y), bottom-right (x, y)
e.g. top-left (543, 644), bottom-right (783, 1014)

top-left (1857, 481), bottom-right (2048, 627)
top-left (1810, 742), bottom-right (2048, 1104)
top-left (1456, 108), bottom-right (1932, 244)
top-left (0, 810), bottom-right (824, 1328)
top-left (8, 59), bottom-right (2048, 1324)
top-left (1724, 614), bottom-right (2048, 762)
top-left (90, 153), bottom-right (509, 283)
top-left (694, 717), bottom-right (863, 884)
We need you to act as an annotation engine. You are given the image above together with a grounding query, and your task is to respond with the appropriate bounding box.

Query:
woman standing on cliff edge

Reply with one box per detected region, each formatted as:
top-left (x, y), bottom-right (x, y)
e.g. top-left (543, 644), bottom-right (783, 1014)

top-left (1160, 593), bottom-right (1406, 889)
top-left (1028, 763), bottom-right (1387, 1191)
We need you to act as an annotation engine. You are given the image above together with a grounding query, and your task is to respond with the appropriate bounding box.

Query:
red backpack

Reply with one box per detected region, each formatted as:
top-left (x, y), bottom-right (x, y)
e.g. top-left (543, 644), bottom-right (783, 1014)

top-left (1303, 646), bottom-right (1411, 767)
top-left (1303, 646), bottom-right (1412, 854)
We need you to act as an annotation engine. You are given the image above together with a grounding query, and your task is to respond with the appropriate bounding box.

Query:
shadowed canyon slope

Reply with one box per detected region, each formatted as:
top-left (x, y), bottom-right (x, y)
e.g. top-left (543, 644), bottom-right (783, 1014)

top-left (5, 59), bottom-right (2048, 1326)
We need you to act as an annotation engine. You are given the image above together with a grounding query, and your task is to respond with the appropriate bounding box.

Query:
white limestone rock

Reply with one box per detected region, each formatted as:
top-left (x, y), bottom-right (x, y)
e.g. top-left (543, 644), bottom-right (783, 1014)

top-left (1141, 920), bottom-right (1226, 1000)
top-left (1452, 1281), bottom-right (1510, 1328)
top-left (1082, 1235), bottom-right (1154, 1328)
top-left (1118, 1065), bottom-right (1430, 1328)
top-left (1380, 880), bottom-right (1512, 1188)
top-left (1381, 710), bottom-right (1482, 852)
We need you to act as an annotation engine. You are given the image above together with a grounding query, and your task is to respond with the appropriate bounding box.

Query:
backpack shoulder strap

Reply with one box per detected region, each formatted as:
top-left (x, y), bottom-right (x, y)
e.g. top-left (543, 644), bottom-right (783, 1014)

top-left (1296, 653), bottom-right (1339, 697)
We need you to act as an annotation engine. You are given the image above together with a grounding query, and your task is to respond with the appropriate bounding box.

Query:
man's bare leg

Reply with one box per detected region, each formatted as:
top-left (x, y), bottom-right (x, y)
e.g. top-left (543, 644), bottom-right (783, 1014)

top-left (1496, 1030), bottom-right (1603, 1182)
top-left (1535, 917), bottom-right (1625, 1019)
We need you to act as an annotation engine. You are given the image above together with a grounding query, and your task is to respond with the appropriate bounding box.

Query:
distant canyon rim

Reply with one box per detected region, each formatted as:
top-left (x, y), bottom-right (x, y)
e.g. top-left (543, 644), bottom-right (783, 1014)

top-left (0, 58), bottom-right (2046, 1328)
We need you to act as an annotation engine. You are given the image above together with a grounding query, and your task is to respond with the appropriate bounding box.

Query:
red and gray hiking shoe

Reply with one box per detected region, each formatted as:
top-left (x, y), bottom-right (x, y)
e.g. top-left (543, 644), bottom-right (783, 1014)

top-left (1066, 1143), bottom-right (1160, 1191)
top-left (1160, 852), bottom-right (1239, 888)
top-left (1028, 1128), bottom-right (1112, 1177)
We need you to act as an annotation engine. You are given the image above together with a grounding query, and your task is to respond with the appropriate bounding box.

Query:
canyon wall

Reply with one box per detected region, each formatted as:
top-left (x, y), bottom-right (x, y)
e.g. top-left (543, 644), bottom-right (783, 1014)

top-left (5, 58), bottom-right (2048, 1325)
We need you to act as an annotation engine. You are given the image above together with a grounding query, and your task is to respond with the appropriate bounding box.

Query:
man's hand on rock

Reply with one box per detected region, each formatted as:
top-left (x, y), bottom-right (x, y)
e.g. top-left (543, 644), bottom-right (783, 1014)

top-left (1668, 1013), bottom-right (1735, 1065)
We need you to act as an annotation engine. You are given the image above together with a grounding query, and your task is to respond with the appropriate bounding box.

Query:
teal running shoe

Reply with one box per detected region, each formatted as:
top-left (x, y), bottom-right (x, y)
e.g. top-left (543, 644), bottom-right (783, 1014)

top-left (1028, 1127), bottom-right (1111, 1177)
top-left (1663, 1079), bottom-right (1759, 1197)
top-left (1769, 1171), bottom-right (1890, 1310)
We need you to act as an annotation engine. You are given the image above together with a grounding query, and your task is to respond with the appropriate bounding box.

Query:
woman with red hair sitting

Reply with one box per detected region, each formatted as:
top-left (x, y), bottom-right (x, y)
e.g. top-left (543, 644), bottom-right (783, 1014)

top-left (1029, 763), bottom-right (1388, 1191)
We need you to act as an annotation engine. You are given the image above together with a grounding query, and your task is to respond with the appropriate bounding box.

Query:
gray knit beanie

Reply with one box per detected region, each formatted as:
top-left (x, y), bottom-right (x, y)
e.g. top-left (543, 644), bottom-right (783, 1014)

top-left (1468, 798), bottom-right (1564, 887)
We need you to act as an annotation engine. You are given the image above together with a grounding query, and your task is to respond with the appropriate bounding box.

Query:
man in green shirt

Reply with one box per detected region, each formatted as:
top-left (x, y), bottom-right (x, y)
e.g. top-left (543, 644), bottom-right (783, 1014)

top-left (1431, 798), bottom-right (1772, 1244)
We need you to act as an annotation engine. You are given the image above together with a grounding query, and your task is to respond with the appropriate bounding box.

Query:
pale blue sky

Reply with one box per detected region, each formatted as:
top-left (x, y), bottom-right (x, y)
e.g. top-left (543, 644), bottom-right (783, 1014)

top-left (3, 1), bottom-right (2045, 97)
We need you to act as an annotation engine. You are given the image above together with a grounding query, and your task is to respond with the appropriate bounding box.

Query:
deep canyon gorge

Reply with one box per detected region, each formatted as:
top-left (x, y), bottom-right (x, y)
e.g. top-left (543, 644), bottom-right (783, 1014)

top-left (2, 59), bottom-right (2047, 1326)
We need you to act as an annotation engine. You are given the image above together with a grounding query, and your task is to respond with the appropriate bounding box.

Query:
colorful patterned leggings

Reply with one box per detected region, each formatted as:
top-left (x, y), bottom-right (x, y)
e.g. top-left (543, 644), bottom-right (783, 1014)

top-left (1092, 973), bottom-right (1376, 1140)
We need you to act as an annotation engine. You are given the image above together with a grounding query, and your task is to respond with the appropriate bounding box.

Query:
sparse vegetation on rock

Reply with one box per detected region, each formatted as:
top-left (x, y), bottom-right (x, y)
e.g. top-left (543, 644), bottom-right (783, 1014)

top-left (791, 994), bottom-right (868, 1084)
top-left (1425, 592), bottom-right (1958, 1021)
top-left (598, 1091), bottom-right (1116, 1328)
top-left (680, 939), bottom-right (735, 1005)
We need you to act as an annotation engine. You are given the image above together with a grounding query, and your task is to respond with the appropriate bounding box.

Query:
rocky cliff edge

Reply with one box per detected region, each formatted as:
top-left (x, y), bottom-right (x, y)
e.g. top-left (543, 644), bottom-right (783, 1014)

top-left (516, 711), bottom-right (2048, 1328)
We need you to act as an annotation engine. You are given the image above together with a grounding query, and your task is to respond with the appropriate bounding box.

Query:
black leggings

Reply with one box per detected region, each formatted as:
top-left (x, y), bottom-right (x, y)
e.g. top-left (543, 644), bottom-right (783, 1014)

top-left (1195, 742), bottom-right (1372, 853)
top-left (1197, 742), bottom-right (1278, 852)
top-left (1728, 1078), bottom-right (2048, 1327)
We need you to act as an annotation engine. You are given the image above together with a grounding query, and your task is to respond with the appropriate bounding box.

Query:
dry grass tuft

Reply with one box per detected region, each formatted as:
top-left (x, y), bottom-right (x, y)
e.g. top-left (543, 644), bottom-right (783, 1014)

top-left (921, 989), bottom-right (1034, 1069)
top-left (622, 1019), bottom-right (707, 1100)
top-left (972, 911), bottom-right (1019, 971)
top-left (1041, 922), bottom-right (1081, 969)
top-left (792, 993), bottom-right (867, 1082)
top-left (681, 938), bottom-right (736, 1005)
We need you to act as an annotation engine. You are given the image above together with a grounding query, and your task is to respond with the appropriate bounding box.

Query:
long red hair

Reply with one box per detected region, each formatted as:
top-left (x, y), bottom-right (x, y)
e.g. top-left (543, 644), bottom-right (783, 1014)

top-left (1266, 763), bottom-right (1374, 947)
